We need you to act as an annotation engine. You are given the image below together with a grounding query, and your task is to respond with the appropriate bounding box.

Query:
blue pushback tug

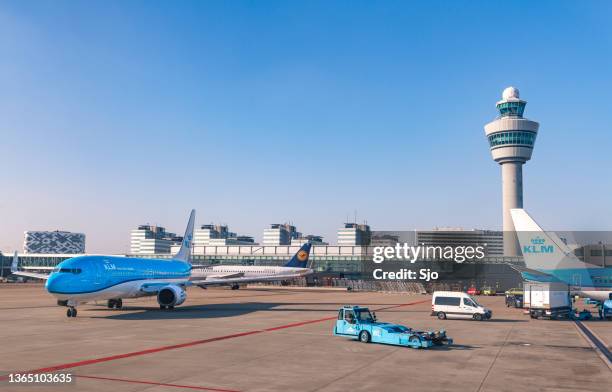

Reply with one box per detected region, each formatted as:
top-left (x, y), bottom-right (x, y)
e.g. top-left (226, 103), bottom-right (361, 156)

top-left (333, 306), bottom-right (453, 348)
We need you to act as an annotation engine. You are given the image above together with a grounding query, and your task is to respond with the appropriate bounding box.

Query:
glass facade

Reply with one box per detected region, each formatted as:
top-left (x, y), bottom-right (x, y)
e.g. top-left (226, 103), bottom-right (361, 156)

top-left (496, 101), bottom-right (525, 117)
top-left (488, 131), bottom-right (536, 148)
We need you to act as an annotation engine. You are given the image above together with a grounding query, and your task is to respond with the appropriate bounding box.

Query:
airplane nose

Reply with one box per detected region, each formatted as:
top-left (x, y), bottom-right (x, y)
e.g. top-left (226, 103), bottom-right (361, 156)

top-left (45, 273), bottom-right (60, 293)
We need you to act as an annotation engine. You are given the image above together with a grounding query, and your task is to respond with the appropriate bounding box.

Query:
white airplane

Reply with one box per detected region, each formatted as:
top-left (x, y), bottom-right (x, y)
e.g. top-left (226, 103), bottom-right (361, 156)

top-left (192, 244), bottom-right (311, 278)
top-left (511, 208), bottom-right (612, 302)
top-left (10, 210), bottom-right (313, 317)
top-left (190, 243), bottom-right (313, 289)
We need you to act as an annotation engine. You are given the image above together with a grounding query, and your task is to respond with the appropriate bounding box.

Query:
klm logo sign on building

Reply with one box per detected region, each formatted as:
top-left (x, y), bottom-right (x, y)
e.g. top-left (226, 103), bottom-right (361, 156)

top-left (523, 236), bottom-right (554, 254)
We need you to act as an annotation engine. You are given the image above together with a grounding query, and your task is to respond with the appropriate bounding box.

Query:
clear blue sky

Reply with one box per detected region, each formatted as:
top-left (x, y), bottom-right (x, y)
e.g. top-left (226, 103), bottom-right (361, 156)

top-left (1, 1), bottom-right (611, 253)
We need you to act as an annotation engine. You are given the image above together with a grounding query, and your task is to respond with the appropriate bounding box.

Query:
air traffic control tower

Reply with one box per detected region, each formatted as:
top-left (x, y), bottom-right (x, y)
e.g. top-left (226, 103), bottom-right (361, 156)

top-left (484, 87), bottom-right (539, 256)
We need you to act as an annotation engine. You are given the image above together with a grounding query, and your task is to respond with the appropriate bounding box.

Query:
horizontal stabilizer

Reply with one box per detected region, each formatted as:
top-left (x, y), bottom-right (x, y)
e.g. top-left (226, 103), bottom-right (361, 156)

top-left (508, 265), bottom-right (561, 283)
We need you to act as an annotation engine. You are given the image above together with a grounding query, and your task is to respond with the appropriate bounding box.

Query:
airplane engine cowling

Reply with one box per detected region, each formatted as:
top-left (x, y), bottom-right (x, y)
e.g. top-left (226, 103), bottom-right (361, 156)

top-left (157, 285), bottom-right (187, 307)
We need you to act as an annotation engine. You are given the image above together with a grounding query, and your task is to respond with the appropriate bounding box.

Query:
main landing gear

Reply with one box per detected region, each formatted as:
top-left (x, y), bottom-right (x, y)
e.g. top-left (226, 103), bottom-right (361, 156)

top-left (66, 307), bottom-right (77, 317)
top-left (231, 284), bottom-right (240, 290)
top-left (107, 299), bottom-right (123, 309)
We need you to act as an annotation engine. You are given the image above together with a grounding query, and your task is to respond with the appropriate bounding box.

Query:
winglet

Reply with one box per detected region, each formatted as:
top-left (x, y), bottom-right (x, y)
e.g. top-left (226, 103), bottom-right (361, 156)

top-left (285, 243), bottom-right (312, 268)
top-left (11, 251), bottom-right (18, 273)
top-left (174, 209), bottom-right (196, 263)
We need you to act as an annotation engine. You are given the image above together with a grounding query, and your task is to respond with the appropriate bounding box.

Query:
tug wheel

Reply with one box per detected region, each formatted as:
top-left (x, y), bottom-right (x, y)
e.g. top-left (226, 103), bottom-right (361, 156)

top-left (409, 335), bottom-right (421, 348)
top-left (359, 331), bottom-right (371, 343)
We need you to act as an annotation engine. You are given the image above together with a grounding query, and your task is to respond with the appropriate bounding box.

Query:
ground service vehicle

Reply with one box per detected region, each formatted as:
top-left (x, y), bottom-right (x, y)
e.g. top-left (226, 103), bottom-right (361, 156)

top-left (505, 294), bottom-right (523, 308)
top-left (431, 291), bottom-right (492, 320)
top-left (523, 281), bottom-right (571, 319)
top-left (481, 287), bottom-right (496, 296)
top-left (467, 287), bottom-right (480, 296)
top-left (333, 306), bottom-right (452, 348)
top-left (505, 288), bottom-right (524, 296)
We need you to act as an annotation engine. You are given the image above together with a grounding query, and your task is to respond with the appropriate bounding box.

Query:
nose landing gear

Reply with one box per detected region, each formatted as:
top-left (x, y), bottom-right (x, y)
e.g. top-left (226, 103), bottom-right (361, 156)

top-left (66, 307), bottom-right (77, 317)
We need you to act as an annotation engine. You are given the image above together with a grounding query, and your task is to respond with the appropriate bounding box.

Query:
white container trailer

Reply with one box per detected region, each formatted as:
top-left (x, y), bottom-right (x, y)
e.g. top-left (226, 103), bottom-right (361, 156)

top-left (523, 281), bottom-right (571, 319)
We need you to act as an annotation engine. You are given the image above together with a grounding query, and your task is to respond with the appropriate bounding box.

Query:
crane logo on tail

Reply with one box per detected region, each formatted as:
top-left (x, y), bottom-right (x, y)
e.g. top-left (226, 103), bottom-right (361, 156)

top-left (297, 250), bottom-right (309, 262)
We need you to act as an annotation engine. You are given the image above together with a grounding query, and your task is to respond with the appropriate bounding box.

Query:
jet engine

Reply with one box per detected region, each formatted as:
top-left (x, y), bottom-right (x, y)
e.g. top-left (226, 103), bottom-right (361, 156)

top-left (157, 285), bottom-right (187, 308)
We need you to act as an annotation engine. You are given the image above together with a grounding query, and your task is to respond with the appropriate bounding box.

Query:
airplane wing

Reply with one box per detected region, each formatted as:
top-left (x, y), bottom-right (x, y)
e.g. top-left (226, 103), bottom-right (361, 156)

top-left (23, 266), bottom-right (55, 270)
top-left (136, 272), bottom-right (310, 293)
top-left (10, 252), bottom-right (50, 280)
top-left (189, 272), bottom-right (311, 288)
top-left (189, 270), bottom-right (245, 280)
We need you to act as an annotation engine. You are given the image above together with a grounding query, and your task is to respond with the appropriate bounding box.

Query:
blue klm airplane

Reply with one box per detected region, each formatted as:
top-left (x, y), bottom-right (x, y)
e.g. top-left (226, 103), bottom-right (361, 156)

top-left (11, 210), bottom-right (313, 317)
top-left (511, 208), bottom-right (612, 303)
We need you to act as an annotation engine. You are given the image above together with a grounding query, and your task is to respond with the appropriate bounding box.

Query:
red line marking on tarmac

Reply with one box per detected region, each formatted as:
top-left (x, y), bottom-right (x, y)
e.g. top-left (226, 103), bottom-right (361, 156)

top-left (0, 330), bottom-right (261, 377)
top-left (0, 299), bottom-right (428, 383)
top-left (75, 374), bottom-right (240, 392)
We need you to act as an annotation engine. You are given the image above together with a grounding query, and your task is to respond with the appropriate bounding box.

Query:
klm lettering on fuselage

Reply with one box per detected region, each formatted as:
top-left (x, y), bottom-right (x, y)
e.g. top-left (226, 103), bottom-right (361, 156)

top-left (103, 262), bottom-right (117, 270)
top-left (523, 236), bottom-right (554, 254)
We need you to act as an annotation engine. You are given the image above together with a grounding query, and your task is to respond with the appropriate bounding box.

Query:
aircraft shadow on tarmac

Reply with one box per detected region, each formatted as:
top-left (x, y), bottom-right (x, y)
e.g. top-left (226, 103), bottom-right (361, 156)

top-left (87, 302), bottom-right (325, 320)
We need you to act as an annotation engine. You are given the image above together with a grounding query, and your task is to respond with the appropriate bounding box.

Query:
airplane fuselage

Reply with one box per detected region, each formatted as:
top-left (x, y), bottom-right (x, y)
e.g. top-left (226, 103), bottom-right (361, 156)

top-left (45, 255), bottom-right (191, 303)
top-left (192, 265), bottom-right (310, 278)
top-left (538, 267), bottom-right (612, 302)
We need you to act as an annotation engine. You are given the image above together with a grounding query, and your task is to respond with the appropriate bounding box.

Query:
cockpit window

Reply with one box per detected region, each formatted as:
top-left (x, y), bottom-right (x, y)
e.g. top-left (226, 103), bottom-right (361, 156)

top-left (58, 268), bottom-right (82, 274)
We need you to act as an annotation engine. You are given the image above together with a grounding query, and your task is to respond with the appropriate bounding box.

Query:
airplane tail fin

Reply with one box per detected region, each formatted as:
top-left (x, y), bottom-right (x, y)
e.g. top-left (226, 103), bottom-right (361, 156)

top-left (11, 251), bottom-right (18, 273)
top-left (510, 208), bottom-right (594, 271)
top-left (285, 243), bottom-right (312, 268)
top-left (174, 209), bottom-right (196, 263)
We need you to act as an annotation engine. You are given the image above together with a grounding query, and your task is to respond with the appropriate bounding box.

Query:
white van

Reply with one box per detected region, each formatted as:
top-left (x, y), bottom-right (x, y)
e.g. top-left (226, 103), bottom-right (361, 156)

top-left (431, 291), bottom-right (492, 321)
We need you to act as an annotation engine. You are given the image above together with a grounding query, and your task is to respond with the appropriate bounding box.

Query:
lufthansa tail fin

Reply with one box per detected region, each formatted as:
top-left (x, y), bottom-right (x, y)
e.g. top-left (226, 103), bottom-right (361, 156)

top-left (285, 243), bottom-right (312, 268)
top-left (174, 209), bottom-right (196, 263)
top-left (510, 208), bottom-right (597, 271)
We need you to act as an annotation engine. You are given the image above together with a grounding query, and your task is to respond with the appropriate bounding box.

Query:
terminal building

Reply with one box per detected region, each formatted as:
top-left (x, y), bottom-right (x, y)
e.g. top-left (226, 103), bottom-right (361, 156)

top-left (130, 225), bottom-right (182, 255)
top-left (23, 230), bottom-right (85, 254)
top-left (575, 244), bottom-right (612, 267)
top-left (291, 235), bottom-right (328, 246)
top-left (194, 224), bottom-right (256, 246)
top-left (338, 223), bottom-right (371, 246)
top-left (416, 229), bottom-right (503, 256)
top-left (262, 223), bottom-right (300, 245)
top-left (3, 220), bottom-right (523, 289)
